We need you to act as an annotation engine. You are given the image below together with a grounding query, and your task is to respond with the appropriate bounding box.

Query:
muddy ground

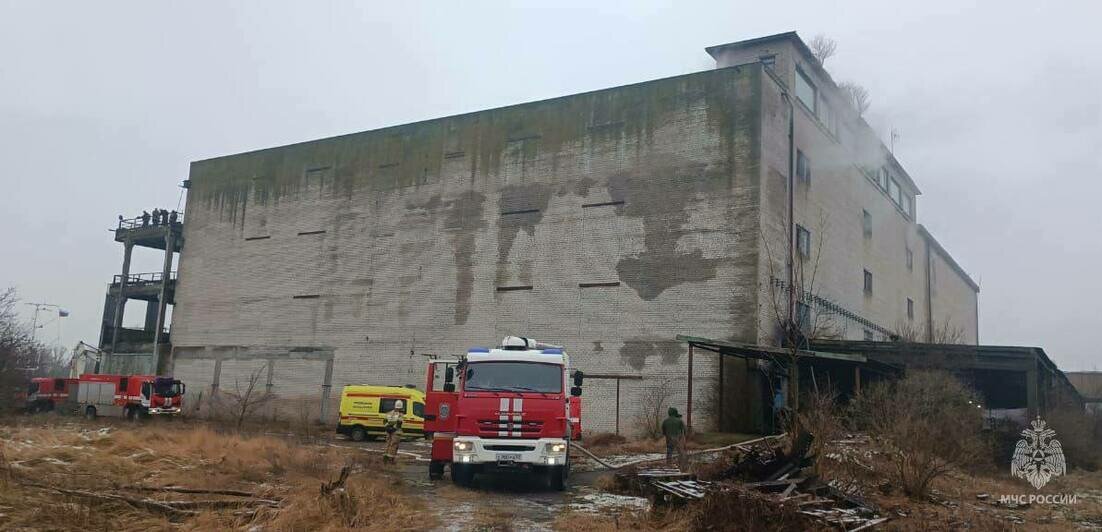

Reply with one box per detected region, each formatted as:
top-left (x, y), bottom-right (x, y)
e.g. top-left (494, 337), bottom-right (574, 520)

top-left (330, 437), bottom-right (649, 531)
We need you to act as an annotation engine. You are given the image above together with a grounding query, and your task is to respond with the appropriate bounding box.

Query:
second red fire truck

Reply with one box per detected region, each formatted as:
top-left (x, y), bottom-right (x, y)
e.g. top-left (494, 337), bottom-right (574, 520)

top-left (73, 374), bottom-right (185, 420)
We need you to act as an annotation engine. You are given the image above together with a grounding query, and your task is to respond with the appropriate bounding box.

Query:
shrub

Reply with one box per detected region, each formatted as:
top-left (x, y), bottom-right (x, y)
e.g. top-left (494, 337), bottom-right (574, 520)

top-left (1045, 406), bottom-right (1102, 471)
top-left (848, 370), bottom-right (988, 498)
top-left (793, 387), bottom-right (844, 477)
top-left (633, 378), bottom-right (675, 439)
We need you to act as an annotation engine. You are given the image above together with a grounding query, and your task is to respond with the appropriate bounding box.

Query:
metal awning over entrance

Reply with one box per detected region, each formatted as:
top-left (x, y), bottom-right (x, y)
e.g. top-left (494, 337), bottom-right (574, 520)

top-left (676, 335), bottom-right (902, 431)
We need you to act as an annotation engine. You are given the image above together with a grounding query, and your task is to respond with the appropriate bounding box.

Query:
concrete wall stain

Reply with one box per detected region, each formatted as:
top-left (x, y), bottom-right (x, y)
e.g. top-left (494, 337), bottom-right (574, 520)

top-left (618, 339), bottom-right (685, 370)
top-left (607, 155), bottom-right (727, 300)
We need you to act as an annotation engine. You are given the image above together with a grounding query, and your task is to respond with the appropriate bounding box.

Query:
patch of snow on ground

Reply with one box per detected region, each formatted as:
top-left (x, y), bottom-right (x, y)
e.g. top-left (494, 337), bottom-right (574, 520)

top-left (570, 491), bottom-right (650, 514)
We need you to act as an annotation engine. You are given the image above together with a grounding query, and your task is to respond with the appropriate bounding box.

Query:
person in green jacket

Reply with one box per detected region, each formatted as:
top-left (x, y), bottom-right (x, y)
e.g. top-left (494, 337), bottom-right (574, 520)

top-left (661, 407), bottom-right (686, 466)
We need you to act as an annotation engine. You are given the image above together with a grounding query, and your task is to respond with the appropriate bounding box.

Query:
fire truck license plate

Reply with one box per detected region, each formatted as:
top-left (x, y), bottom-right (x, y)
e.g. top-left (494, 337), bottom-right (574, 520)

top-left (496, 453), bottom-right (522, 462)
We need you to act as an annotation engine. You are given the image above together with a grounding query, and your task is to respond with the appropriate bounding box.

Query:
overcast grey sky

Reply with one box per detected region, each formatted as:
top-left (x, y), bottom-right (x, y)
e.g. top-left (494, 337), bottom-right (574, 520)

top-left (1, 1), bottom-right (1099, 370)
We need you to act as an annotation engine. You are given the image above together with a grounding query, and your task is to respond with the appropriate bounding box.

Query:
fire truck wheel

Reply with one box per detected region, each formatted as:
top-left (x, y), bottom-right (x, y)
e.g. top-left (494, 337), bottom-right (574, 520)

top-left (451, 463), bottom-right (474, 487)
top-left (428, 460), bottom-right (445, 480)
top-left (84, 406), bottom-right (97, 420)
top-left (549, 458), bottom-right (570, 491)
top-left (350, 427), bottom-right (367, 442)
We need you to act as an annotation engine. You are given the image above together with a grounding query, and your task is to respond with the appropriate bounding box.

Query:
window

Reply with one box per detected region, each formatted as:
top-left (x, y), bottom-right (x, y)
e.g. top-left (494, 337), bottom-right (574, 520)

top-left (902, 195), bottom-right (913, 218)
top-left (863, 330), bottom-right (875, 341)
top-left (54, 378), bottom-right (65, 390)
top-left (378, 398), bottom-right (408, 414)
top-left (141, 382), bottom-right (151, 398)
top-left (796, 225), bottom-right (811, 258)
top-left (760, 55), bottom-right (776, 69)
top-left (118, 377), bottom-right (129, 394)
top-left (796, 150), bottom-right (811, 183)
top-left (863, 269), bottom-right (873, 296)
top-left (862, 210), bottom-right (872, 238)
top-left (878, 167), bottom-right (889, 190)
top-left (819, 96), bottom-right (836, 135)
top-left (906, 247), bottom-right (914, 270)
top-left (413, 402), bottom-right (425, 418)
top-left (796, 302), bottom-right (811, 331)
top-left (889, 179), bottom-right (902, 206)
top-left (907, 298), bottom-right (915, 320)
top-left (795, 67), bottom-right (817, 114)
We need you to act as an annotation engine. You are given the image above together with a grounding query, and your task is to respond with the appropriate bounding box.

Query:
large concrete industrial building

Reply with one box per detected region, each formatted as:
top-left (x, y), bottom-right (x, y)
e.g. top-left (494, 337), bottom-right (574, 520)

top-left (158, 32), bottom-right (979, 432)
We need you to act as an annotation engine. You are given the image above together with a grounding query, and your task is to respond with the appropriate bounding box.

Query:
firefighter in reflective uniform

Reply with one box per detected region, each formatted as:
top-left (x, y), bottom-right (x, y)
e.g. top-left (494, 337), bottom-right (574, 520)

top-left (383, 400), bottom-right (404, 463)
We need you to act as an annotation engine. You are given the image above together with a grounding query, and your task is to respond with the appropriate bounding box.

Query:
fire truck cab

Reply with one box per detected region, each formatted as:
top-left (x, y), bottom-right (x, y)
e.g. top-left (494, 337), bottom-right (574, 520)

top-left (25, 377), bottom-right (78, 413)
top-left (75, 374), bottom-right (185, 420)
top-left (424, 337), bottom-right (583, 490)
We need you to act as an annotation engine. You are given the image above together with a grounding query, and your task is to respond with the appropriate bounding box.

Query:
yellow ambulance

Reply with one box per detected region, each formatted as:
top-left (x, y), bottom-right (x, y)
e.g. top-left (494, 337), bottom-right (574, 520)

top-left (336, 385), bottom-right (427, 441)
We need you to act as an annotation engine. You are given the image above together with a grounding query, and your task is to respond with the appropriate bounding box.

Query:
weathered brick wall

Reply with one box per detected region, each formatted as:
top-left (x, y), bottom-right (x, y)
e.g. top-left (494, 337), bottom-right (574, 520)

top-left (171, 65), bottom-right (765, 434)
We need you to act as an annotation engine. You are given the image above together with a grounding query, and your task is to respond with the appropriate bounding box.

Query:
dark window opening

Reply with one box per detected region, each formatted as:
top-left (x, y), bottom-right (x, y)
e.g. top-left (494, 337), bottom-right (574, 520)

top-left (906, 247), bottom-right (914, 270)
top-left (496, 285), bottom-right (533, 292)
top-left (54, 378), bottom-right (65, 390)
top-left (863, 330), bottom-right (875, 341)
top-left (292, 294), bottom-right (321, 299)
top-left (863, 270), bottom-right (873, 296)
top-left (245, 236), bottom-right (271, 241)
top-left (118, 377), bottom-right (129, 394)
top-left (298, 230), bottom-right (326, 236)
top-left (581, 200), bottom-right (625, 208)
top-left (500, 209), bottom-right (540, 216)
top-left (862, 210), bottom-right (873, 238)
top-left (796, 150), bottom-right (811, 183)
top-left (796, 225), bottom-right (811, 258)
top-left (760, 54), bottom-right (776, 69)
top-left (796, 302), bottom-right (811, 331)
top-left (413, 402), bottom-right (425, 418)
top-left (579, 281), bottom-right (620, 288)
top-left (907, 298), bottom-right (915, 320)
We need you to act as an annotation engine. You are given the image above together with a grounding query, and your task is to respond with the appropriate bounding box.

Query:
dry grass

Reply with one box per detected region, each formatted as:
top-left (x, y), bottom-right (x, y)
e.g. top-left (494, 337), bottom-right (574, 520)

top-left (552, 508), bottom-right (689, 531)
top-left (0, 417), bottom-right (431, 531)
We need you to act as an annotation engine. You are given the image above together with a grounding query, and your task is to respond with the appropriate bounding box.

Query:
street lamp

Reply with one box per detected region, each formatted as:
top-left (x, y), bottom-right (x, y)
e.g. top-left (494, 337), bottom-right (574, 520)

top-left (25, 303), bottom-right (70, 371)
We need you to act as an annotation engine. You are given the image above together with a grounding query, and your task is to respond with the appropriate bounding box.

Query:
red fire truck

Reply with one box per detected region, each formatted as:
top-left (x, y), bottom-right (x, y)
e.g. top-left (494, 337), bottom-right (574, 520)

top-left (423, 337), bottom-right (583, 490)
top-left (73, 374), bottom-right (185, 420)
top-left (24, 377), bottom-right (78, 413)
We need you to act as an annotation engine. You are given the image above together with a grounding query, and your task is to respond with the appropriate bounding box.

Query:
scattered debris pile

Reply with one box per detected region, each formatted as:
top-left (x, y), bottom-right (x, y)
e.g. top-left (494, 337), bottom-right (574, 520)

top-left (614, 433), bottom-right (889, 530)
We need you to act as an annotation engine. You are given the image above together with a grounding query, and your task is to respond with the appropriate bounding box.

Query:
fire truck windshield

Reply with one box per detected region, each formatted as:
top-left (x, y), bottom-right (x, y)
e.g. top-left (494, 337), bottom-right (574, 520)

top-left (154, 379), bottom-right (183, 397)
top-left (464, 362), bottom-right (562, 394)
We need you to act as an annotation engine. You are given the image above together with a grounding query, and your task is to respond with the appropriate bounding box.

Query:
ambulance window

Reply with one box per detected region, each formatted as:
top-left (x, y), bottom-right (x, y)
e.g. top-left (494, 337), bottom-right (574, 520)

top-left (378, 398), bottom-right (407, 413)
top-left (413, 402), bottom-right (425, 418)
top-left (141, 383), bottom-right (151, 398)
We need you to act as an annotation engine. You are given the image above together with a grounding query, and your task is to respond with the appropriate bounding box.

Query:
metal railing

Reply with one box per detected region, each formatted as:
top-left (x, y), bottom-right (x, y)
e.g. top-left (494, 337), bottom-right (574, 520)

top-left (111, 271), bottom-right (178, 286)
top-left (117, 211), bottom-right (184, 230)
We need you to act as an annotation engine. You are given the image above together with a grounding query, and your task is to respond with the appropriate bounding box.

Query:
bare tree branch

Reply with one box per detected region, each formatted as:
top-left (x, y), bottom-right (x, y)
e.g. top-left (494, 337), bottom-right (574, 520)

top-left (221, 363), bottom-right (275, 430)
top-left (808, 35), bottom-right (837, 65)
top-left (839, 81), bottom-right (871, 116)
